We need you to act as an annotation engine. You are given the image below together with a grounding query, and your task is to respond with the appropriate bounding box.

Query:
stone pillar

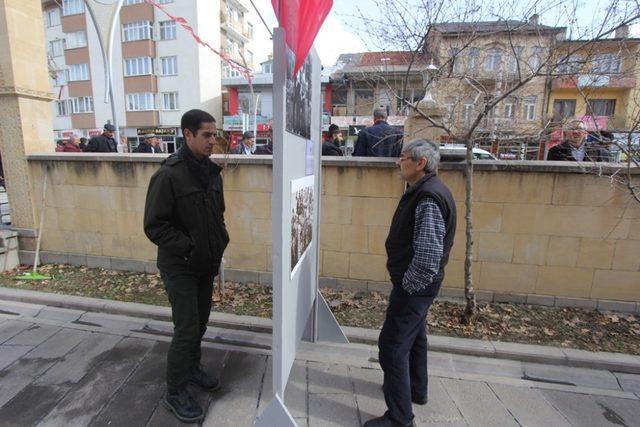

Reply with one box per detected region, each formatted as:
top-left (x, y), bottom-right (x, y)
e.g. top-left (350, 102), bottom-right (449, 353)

top-left (403, 97), bottom-right (445, 143)
top-left (0, 0), bottom-right (54, 234)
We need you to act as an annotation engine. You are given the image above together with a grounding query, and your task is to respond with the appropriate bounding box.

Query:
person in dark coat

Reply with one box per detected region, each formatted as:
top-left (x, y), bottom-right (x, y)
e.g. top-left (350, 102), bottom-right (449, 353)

top-left (354, 108), bottom-right (403, 157)
top-left (233, 131), bottom-right (255, 154)
top-left (144, 109), bottom-right (229, 423)
top-left (322, 124), bottom-right (343, 156)
top-left (135, 134), bottom-right (163, 153)
top-left (85, 123), bottom-right (118, 153)
top-left (365, 139), bottom-right (457, 427)
top-left (79, 137), bottom-right (88, 151)
top-left (547, 120), bottom-right (611, 162)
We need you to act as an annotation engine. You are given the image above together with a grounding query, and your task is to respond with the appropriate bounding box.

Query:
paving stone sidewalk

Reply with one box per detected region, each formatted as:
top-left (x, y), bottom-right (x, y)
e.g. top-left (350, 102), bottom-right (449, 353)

top-left (1, 300), bottom-right (640, 426)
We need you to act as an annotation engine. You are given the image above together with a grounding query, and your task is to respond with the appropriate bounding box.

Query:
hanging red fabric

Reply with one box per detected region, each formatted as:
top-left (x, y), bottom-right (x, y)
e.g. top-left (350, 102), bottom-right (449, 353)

top-left (271, 0), bottom-right (333, 75)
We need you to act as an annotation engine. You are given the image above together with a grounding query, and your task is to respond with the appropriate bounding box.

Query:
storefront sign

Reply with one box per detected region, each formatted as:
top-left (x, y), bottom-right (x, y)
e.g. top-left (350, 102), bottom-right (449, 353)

top-left (136, 127), bottom-right (176, 136)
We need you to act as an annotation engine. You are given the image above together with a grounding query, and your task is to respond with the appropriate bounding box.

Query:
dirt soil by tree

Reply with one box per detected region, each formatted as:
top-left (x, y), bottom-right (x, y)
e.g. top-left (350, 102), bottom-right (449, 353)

top-left (2, 264), bottom-right (638, 355)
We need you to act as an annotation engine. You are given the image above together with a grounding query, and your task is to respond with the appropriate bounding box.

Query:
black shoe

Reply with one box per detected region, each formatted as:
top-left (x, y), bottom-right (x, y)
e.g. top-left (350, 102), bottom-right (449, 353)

top-left (363, 415), bottom-right (414, 427)
top-left (189, 366), bottom-right (220, 392)
top-left (163, 389), bottom-right (204, 423)
top-left (411, 394), bottom-right (428, 405)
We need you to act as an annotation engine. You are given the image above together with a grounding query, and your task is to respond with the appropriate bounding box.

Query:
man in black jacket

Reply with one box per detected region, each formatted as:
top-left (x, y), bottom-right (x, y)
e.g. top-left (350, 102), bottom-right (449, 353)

top-left (353, 108), bottom-right (403, 157)
top-left (135, 133), bottom-right (163, 153)
top-left (365, 139), bottom-right (456, 427)
top-left (144, 109), bottom-right (229, 423)
top-left (85, 123), bottom-right (118, 152)
top-left (547, 120), bottom-right (611, 162)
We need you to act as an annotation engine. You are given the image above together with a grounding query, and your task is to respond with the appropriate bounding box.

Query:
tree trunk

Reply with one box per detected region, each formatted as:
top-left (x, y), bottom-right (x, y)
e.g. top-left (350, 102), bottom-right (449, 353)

top-left (463, 139), bottom-right (477, 324)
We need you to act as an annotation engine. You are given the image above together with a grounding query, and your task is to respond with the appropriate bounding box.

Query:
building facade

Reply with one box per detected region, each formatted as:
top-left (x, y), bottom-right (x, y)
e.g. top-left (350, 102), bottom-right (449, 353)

top-left (42, 0), bottom-right (222, 152)
top-left (547, 29), bottom-right (640, 138)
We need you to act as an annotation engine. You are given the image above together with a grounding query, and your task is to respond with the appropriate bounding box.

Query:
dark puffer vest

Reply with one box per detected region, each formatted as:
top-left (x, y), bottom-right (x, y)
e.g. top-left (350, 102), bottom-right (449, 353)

top-left (385, 172), bottom-right (457, 296)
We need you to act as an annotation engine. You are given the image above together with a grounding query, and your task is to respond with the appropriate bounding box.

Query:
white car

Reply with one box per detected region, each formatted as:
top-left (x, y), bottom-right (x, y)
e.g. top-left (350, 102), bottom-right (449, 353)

top-left (439, 144), bottom-right (498, 160)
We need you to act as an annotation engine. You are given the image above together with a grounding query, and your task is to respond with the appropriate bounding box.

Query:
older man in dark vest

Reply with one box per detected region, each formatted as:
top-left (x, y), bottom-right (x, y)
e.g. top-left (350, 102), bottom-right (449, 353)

top-left (365, 139), bottom-right (457, 427)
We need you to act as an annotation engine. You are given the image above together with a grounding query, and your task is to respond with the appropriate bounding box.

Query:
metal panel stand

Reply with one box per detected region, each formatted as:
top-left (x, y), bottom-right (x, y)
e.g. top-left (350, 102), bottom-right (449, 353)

top-left (254, 394), bottom-right (296, 427)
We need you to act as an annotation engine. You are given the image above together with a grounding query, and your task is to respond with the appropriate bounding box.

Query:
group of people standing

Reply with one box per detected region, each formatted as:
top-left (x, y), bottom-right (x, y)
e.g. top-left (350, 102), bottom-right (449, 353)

top-left (55, 123), bottom-right (164, 154)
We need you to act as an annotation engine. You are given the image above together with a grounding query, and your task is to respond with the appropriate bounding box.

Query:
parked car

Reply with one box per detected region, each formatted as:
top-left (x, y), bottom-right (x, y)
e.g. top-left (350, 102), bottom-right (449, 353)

top-left (439, 144), bottom-right (498, 161)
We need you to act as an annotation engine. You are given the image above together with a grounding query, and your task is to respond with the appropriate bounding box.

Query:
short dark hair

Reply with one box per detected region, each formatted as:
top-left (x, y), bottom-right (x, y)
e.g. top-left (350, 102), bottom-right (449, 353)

top-left (328, 124), bottom-right (340, 138)
top-left (181, 109), bottom-right (216, 137)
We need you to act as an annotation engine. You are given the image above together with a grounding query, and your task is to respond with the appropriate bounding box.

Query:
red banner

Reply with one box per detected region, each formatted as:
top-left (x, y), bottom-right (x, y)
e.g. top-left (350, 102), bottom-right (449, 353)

top-left (144, 0), bottom-right (252, 82)
top-left (271, 0), bottom-right (332, 75)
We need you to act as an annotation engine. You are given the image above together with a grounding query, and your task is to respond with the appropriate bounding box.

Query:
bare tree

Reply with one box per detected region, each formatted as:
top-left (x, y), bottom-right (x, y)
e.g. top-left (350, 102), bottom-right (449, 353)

top-left (344, 0), bottom-right (640, 322)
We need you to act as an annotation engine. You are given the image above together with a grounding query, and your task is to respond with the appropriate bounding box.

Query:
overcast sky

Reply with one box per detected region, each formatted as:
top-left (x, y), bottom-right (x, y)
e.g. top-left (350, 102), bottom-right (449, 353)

top-left (249, 0), bottom-right (640, 67)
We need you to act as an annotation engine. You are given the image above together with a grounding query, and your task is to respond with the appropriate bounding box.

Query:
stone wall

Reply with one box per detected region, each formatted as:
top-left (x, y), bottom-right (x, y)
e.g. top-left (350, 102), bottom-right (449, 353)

top-left (23, 154), bottom-right (640, 306)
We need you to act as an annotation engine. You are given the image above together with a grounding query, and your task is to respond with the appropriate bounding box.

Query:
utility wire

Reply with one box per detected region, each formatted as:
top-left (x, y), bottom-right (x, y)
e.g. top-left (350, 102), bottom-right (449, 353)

top-left (248, 0), bottom-right (273, 37)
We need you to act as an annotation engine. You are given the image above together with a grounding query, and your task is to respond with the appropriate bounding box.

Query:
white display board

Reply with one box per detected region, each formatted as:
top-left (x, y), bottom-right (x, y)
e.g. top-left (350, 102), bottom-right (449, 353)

top-left (254, 28), bottom-right (347, 427)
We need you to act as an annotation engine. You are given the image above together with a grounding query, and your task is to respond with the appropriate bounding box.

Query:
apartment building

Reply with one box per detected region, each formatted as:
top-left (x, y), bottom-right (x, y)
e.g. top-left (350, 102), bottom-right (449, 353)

top-left (42, 0), bottom-right (222, 152)
top-left (426, 17), bottom-right (566, 158)
top-left (547, 27), bottom-right (640, 135)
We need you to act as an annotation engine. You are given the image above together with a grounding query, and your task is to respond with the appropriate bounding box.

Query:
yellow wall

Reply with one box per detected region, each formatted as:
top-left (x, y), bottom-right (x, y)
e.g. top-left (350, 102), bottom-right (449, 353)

top-left (548, 88), bottom-right (631, 129)
top-left (27, 156), bottom-right (640, 302)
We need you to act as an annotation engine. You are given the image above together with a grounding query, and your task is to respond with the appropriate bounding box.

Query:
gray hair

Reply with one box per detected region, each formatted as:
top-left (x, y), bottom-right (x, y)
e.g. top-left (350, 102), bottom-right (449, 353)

top-left (373, 108), bottom-right (387, 120)
top-left (402, 139), bottom-right (440, 173)
top-left (564, 119), bottom-right (586, 131)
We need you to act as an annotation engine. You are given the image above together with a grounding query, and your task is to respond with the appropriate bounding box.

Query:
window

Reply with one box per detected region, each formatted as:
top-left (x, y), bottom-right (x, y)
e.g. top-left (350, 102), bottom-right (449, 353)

top-left (67, 63), bottom-right (90, 81)
top-left (592, 54), bottom-right (621, 74)
top-left (62, 0), bottom-right (84, 16)
top-left (523, 96), bottom-right (536, 121)
top-left (162, 92), bottom-right (179, 110)
top-left (589, 99), bottom-right (616, 116)
top-left (484, 48), bottom-right (502, 72)
top-left (262, 62), bottom-right (272, 74)
top-left (557, 54), bottom-right (582, 74)
top-left (444, 97), bottom-right (456, 123)
top-left (238, 92), bottom-right (253, 114)
top-left (123, 21), bottom-right (153, 42)
top-left (49, 39), bottom-right (65, 57)
top-left (56, 100), bottom-right (70, 116)
top-left (124, 57), bottom-right (153, 76)
top-left (246, 50), bottom-right (254, 67)
top-left (54, 70), bottom-right (67, 86)
top-left (161, 56), bottom-right (178, 75)
top-left (467, 48), bottom-right (480, 71)
top-left (71, 96), bottom-right (93, 113)
top-left (448, 48), bottom-right (462, 73)
top-left (355, 89), bottom-right (374, 115)
top-left (553, 99), bottom-right (576, 119)
top-left (508, 47), bottom-right (524, 73)
top-left (159, 0), bottom-right (174, 3)
top-left (127, 92), bottom-right (155, 111)
top-left (247, 22), bottom-right (254, 38)
top-left (528, 47), bottom-right (544, 71)
top-left (65, 30), bottom-right (87, 49)
top-left (504, 99), bottom-right (515, 119)
top-left (160, 20), bottom-right (177, 40)
top-left (123, 0), bottom-right (144, 4)
top-left (45, 8), bottom-right (61, 27)
top-left (462, 101), bottom-right (474, 125)
top-left (223, 65), bottom-right (241, 78)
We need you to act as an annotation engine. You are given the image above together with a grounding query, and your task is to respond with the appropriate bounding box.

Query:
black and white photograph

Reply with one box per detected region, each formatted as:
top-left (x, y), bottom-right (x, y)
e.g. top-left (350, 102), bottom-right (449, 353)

top-left (290, 175), bottom-right (314, 274)
top-left (285, 48), bottom-right (312, 139)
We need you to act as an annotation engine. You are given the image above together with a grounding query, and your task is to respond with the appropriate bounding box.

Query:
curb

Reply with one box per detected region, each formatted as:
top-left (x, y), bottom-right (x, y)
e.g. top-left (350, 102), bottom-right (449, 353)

top-left (1, 286), bottom-right (639, 374)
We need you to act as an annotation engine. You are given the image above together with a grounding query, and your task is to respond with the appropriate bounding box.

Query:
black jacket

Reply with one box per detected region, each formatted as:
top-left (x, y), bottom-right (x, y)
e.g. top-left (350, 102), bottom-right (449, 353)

top-left (353, 120), bottom-right (403, 157)
top-left (385, 172), bottom-right (457, 297)
top-left (322, 139), bottom-right (342, 156)
top-left (135, 141), bottom-right (161, 153)
top-left (143, 147), bottom-right (229, 273)
top-left (85, 134), bottom-right (117, 153)
top-left (547, 141), bottom-right (611, 162)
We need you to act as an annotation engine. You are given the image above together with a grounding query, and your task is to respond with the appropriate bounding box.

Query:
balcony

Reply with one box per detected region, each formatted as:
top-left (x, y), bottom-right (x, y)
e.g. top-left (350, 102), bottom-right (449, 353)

top-left (552, 74), bottom-right (637, 90)
top-left (222, 21), bottom-right (249, 43)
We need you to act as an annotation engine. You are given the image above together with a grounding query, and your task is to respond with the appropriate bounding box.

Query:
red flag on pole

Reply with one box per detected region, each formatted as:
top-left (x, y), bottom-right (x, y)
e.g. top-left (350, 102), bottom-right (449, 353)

top-left (272, 0), bottom-right (332, 75)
